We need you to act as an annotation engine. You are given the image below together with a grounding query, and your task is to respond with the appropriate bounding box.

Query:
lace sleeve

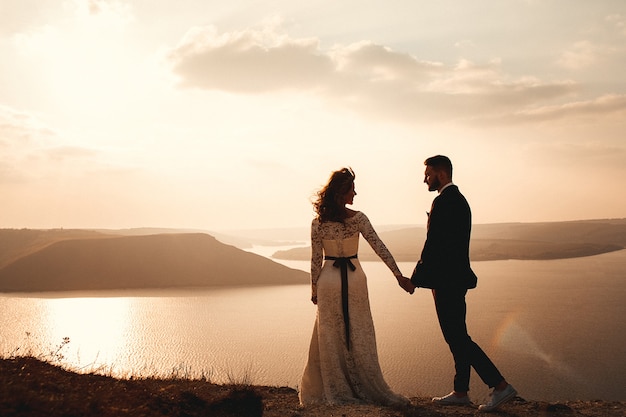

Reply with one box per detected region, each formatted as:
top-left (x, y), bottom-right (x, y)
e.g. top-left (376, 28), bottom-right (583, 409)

top-left (358, 213), bottom-right (403, 278)
top-left (310, 219), bottom-right (323, 298)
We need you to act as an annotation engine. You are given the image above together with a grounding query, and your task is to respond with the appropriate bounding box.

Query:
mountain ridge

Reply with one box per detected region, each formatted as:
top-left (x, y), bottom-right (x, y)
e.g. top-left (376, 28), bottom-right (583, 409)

top-left (2, 218), bottom-right (625, 292)
top-left (273, 218), bottom-right (626, 262)
top-left (0, 232), bottom-right (308, 292)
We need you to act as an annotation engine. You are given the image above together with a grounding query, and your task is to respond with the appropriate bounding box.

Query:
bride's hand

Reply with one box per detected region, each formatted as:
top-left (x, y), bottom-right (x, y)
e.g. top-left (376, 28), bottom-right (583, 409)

top-left (396, 276), bottom-right (415, 294)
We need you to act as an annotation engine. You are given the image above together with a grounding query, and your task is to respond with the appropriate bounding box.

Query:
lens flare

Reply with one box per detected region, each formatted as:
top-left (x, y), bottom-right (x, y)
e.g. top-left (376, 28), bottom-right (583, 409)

top-left (494, 314), bottom-right (582, 383)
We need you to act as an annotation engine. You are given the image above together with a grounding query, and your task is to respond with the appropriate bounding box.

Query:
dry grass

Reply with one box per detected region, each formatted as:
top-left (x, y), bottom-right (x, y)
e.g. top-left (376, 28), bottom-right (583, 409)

top-left (0, 356), bottom-right (265, 417)
top-left (1, 356), bottom-right (624, 417)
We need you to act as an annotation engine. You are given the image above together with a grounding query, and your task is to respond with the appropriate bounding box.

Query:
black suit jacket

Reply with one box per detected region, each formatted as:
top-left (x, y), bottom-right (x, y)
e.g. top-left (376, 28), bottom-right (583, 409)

top-left (410, 184), bottom-right (478, 289)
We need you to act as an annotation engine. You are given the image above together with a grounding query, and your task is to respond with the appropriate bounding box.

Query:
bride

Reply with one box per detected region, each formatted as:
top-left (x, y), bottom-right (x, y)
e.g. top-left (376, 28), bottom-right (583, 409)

top-left (299, 167), bottom-right (413, 406)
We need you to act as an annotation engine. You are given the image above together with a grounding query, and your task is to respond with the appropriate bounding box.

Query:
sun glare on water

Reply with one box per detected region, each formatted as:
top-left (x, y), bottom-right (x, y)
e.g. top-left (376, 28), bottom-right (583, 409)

top-left (42, 296), bottom-right (133, 371)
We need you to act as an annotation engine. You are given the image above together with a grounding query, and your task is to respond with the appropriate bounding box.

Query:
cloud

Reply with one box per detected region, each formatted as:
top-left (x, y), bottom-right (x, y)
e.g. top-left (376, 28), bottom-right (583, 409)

top-left (71, 0), bottom-right (133, 29)
top-left (556, 15), bottom-right (626, 73)
top-left (500, 94), bottom-right (626, 124)
top-left (0, 105), bottom-right (58, 144)
top-left (0, 106), bottom-right (54, 183)
top-left (0, 105), bottom-right (118, 184)
top-left (166, 23), bottom-right (583, 125)
top-left (606, 14), bottom-right (626, 36)
top-left (0, 0), bottom-right (55, 35)
top-left (167, 25), bottom-right (334, 92)
top-left (557, 40), bottom-right (598, 70)
top-left (42, 145), bottom-right (100, 161)
top-left (454, 39), bottom-right (476, 49)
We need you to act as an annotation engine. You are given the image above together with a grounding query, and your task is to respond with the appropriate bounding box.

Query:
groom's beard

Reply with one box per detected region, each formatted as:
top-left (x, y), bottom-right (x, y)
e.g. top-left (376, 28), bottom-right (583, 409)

top-left (428, 178), bottom-right (441, 192)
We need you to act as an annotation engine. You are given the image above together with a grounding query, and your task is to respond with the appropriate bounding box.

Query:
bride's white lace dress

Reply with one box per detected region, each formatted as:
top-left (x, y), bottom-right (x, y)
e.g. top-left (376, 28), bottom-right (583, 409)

top-left (299, 211), bottom-right (409, 406)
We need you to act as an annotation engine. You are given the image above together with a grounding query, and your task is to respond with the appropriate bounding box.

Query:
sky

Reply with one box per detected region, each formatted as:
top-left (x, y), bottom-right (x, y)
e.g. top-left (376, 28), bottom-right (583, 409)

top-left (1, 0), bottom-right (625, 232)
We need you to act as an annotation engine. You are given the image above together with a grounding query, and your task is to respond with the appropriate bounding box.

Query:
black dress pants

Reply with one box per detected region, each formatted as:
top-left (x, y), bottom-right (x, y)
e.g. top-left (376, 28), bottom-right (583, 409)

top-left (433, 287), bottom-right (504, 392)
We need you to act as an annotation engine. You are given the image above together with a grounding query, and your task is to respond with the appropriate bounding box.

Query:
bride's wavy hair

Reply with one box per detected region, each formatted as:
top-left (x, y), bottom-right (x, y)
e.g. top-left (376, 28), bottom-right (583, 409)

top-left (313, 167), bottom-right (355, 223)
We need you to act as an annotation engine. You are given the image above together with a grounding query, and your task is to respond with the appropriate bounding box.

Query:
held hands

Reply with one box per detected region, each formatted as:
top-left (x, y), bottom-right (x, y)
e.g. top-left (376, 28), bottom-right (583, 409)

top-left (396, 276), bottom-right (416, 294)
top-left (311, 276), bottom-right (414, 303)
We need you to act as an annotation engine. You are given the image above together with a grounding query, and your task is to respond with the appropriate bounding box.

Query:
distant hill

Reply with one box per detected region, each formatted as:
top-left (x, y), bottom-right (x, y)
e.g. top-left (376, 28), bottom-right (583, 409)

top-left (273, 219), bottom-right (626, 262)
top-left (93, 227), bottom-right (305, 249)
top-left (2, 219), bottom-right (624, 292)
top-left (0, 229), bottom-right (108, 269)
top-left (0, 232), bottom-right (308, 292)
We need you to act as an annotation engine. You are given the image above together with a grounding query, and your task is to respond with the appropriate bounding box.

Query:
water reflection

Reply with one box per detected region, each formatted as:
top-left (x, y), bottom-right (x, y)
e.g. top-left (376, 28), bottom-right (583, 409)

top-left (42, 296), bottom-right (132, 371)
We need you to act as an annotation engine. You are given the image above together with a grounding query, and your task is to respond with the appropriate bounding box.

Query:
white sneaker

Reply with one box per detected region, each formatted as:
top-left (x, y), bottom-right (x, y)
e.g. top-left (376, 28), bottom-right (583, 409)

top-left (478, 384), bottom-right (517, 412)
top-left (432, 392), bottom-right (471, 405)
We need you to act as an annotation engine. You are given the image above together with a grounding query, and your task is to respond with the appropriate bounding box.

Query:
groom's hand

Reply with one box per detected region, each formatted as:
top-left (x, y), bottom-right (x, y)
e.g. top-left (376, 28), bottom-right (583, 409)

top-left (397, 276), bottom-right (416, 294)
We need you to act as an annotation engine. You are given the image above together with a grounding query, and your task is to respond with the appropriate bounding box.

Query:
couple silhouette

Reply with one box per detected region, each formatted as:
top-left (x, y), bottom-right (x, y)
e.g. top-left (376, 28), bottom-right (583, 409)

top-left (299, 155), bottom-right (517, 412)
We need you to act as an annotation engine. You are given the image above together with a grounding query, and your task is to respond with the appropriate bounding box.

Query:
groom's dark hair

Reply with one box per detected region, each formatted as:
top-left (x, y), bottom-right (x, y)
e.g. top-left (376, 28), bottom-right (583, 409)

top-left (425, 155), bottom-right (453, 178)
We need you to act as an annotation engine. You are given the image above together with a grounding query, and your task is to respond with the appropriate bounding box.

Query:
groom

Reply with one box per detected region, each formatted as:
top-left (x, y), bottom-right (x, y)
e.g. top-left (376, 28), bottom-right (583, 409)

top-left (405, 155), bottom-right (517, 412)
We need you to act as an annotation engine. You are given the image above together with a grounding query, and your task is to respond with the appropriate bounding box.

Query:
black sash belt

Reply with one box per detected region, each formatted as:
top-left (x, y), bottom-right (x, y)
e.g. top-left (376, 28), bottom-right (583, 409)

top-left (325, 254), bottom-right (357, 350)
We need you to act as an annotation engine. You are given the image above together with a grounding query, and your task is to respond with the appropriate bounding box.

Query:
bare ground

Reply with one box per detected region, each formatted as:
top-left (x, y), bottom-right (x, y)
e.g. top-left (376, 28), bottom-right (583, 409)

top-left (1, 357), bottom-right (624, 417)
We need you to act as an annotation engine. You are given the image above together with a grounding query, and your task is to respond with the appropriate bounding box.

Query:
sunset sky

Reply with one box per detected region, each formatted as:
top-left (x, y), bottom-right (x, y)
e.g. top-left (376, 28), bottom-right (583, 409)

top-left (1, 0), bottom-right (625, 232)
